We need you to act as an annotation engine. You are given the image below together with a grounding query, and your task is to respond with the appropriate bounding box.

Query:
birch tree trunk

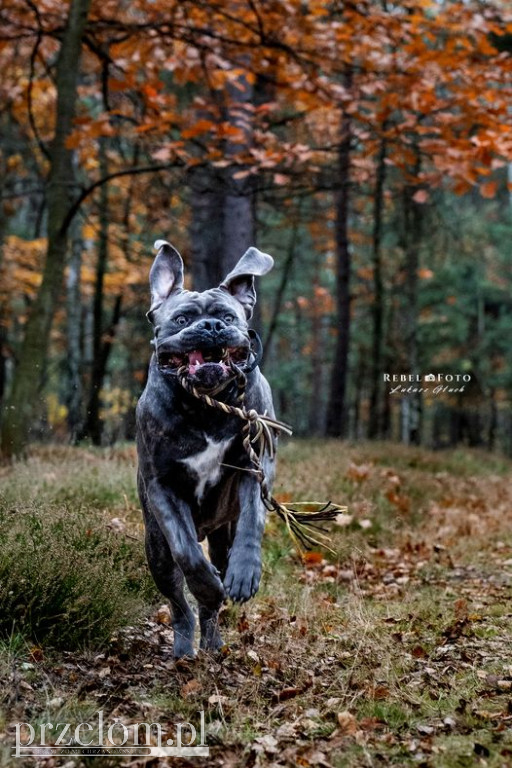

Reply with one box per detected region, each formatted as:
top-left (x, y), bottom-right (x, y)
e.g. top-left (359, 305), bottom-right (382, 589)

top-left (0, 0), bottom-right (91, 458)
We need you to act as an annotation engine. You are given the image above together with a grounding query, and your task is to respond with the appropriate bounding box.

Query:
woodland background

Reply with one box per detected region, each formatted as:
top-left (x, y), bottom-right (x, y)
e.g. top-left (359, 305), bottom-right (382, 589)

top-left (1, 0), bottom-right (512, 458)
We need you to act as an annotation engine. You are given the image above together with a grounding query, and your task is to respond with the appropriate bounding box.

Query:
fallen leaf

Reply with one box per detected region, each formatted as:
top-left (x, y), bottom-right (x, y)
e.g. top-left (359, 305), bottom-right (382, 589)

top-left (181, 679), bottom-right (201, 697)
top-left (155, 604), bottom-right (171, 625)
top-left (346, 463), bottom-right (371, 482)
top-left (303, 551), bottom-right (324, 565)
top-left (208, 694), bottom-right (229, 705)
top-left (108, 517), bottom-right (126, 532)
top-left (237, 613), bottom-right (250, 633)
top-left (98, 666), bottom-right (111, 679)
top-left (273, 686), bottom-right (302, 702)
top-left (454, 598), bottom-right (468, 620)
top-left (29, 647), bottom-right (44, 663)
top-left (337, 710), bottom-right (358, 735)
top-left (254, 734), bottom-right (278, 754)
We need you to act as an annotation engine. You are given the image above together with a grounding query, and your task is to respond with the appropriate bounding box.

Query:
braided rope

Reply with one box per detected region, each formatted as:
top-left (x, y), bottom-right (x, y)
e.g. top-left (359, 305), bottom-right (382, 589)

top-left (177, 365), bottom-right (347, 553)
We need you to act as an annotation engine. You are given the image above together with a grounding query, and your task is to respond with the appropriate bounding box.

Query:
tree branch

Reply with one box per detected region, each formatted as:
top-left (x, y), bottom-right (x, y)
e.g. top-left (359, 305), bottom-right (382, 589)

top-left (58, 161), bottom-right (185, 237)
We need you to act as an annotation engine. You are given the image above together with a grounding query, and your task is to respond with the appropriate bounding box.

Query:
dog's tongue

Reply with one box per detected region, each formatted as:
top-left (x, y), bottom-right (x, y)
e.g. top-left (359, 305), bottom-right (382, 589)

top-left (189, 350), bottom-right (204, 367)
top-left (188, 350), bottom-right (205, 374)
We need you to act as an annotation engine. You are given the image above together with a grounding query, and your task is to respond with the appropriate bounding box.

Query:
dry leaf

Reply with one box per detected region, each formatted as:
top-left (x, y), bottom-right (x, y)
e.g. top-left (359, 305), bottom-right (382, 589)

top-left (337, 710), bottom-right (358, 735)
top-left (254, 734), bottom-right (278, 754)
top-left (155, 604), bottom-right (171, 625)
top-left (98, 666), bottom-right (111, 679)
top-left (29, 646), bottom-right (44, 663)
top-left (208, 694), bottom-right (229, 705)
top-left (181, 679), bottom-right (201, 697)
top-left (335, 513), bottom-right (353, 527)
top-left (346, 463), bottom-right (371, 482)
top-left (303, 551), bottom-right (324, 565)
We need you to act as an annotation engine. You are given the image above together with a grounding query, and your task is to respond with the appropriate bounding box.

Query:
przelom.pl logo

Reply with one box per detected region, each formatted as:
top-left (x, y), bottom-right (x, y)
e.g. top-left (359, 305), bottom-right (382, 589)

top-left (13, 710), bottom-right (208, 758)
top-left (383, 372), bottom-right (472, 396)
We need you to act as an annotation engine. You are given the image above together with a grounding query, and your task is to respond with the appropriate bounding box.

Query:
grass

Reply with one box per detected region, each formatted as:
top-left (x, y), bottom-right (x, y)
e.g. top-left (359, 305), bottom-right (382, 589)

top-left (0, 445), bottom-right (156, 650)
top-left (1, 440), bottom-right (512, 766)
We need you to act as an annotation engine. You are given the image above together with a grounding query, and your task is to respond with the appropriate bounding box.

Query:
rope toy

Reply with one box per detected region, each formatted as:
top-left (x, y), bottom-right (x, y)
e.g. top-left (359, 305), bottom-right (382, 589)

top-left (178, 362), bottom-right (347, 553)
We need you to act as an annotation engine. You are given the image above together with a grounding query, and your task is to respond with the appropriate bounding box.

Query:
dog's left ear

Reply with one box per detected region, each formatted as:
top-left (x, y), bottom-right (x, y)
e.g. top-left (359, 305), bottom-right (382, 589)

top-left (220, 247), bottom-right (274, 319)
top-left (147, 240), bottom-right (184, 321)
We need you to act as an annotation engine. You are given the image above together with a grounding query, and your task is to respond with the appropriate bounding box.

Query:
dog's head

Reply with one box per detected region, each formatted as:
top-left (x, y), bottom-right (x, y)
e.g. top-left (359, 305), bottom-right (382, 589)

top-left (146, 240), bottom-right (274, 392)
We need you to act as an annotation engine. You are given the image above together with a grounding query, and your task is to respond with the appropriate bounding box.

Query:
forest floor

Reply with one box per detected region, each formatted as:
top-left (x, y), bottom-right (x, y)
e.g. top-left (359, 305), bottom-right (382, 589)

top-left (0, 441), bottom-right (512, 767)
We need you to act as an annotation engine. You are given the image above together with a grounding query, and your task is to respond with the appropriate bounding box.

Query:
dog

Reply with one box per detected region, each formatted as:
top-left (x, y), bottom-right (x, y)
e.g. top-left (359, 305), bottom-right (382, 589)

top-left (136, 240), bottom-right (276, 658)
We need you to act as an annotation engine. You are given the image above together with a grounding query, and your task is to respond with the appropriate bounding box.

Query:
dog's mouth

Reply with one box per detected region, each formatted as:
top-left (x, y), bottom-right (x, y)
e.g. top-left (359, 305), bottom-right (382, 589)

top-left (157, 345), bottom-right (249, 375)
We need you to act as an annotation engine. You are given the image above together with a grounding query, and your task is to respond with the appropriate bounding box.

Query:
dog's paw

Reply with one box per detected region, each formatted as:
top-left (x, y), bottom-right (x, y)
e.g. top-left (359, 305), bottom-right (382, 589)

top-left (173, 638), bottom-right (196, 660)
top-left (224, 556), bottom-right (261, 603)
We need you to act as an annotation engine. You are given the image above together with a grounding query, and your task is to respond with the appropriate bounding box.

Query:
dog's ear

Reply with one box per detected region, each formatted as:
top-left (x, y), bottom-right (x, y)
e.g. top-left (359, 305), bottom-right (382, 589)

top-left (220, 247), bottom-right (274, 319)
top-left (147, 240), bottom-right (184, 320)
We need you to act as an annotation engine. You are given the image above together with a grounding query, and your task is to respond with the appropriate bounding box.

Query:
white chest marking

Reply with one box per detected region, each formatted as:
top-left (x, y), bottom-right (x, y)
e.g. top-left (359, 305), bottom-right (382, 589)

top-left (181, 437), bottom-right (234, 502)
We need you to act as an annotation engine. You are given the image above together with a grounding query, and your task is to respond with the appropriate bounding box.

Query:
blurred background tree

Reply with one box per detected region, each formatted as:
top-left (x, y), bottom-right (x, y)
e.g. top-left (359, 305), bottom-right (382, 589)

top-left (0, 0), bottom-right (511, 457)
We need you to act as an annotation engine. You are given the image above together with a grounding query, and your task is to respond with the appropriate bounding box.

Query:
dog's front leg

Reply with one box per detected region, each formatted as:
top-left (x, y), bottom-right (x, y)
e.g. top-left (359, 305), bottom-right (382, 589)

top-left (224, 476), bottom-right (266, 603)
top-left (145, 479), bottom-right (226, 611)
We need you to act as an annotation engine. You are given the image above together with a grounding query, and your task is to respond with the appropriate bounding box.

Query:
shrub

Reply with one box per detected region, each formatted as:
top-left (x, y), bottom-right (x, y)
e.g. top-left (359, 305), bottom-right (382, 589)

top-left (0, 499), bottom-right (156, 650)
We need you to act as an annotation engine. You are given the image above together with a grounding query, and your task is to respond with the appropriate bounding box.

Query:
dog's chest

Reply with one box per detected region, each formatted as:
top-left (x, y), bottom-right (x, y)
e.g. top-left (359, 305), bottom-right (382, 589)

top-left (180, 436), bottom-right (234, 502)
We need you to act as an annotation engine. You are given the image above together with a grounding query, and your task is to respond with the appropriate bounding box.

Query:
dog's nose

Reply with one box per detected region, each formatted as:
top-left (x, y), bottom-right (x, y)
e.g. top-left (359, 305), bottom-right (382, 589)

top-left (196, 318), bottom-right (225, 333)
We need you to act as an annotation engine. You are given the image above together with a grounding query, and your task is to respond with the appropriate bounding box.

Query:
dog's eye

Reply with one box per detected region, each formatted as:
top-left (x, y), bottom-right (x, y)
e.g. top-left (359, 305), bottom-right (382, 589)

top-left (174, 315), bottom-right (188, 326)
top-left (224, 314), bottom-right (235, 324)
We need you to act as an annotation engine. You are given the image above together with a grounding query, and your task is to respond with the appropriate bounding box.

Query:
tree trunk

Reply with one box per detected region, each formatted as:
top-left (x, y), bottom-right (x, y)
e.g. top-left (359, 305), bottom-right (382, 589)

top-left (81, 140), bottom-right (113, 445)
top-left (189, 165), bottom-right (225, 291)
top-left (261, 202), bottom-right (301, 367)
top-left (0, 0), bottom-right (91, 458)
top-left (0, 142), bottom-right (9, 411)
top-left (488, 388), bottom-right (497, 450)
top-left (308, 279), bottom-right (328, 436)
top-left (190, 71), bottom-right (255, 294)
top-left (353, 349), bottom-right (367, 440)
top-left (223, 70), bottom-right (255, 274)
top-left (326, 78), bottom-right (352, 438)
top-left (65, 220), bottom-right (83, 442)
top-left (368, 136), bottom-right (387, 439)
top-left (81, 295), bottom-right (122, 445)
top-left (401, 180), bottom-right (423, 446)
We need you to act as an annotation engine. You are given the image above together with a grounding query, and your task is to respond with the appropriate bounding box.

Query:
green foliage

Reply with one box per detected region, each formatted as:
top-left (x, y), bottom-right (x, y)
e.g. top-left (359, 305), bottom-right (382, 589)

top-left (0, 499), bottom-right (156, 649)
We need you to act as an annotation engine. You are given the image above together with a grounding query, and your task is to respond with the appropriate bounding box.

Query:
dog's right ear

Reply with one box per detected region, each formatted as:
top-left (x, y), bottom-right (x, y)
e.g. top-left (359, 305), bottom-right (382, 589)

top-left (147, 240), bottom-right (184, 322)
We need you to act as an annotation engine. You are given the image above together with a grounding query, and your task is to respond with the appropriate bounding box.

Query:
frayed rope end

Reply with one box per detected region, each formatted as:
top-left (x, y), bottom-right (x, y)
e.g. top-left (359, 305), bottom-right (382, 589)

top-left (267, 498), bottom-right (347, 554)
